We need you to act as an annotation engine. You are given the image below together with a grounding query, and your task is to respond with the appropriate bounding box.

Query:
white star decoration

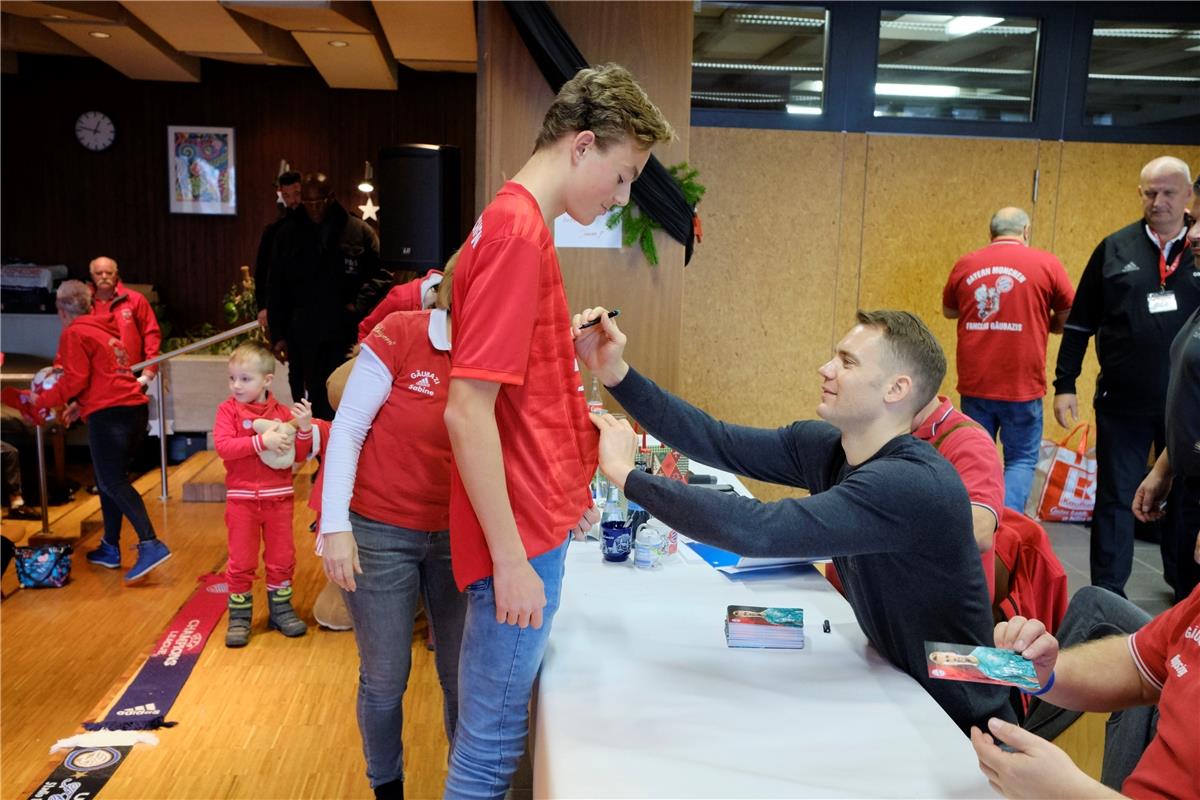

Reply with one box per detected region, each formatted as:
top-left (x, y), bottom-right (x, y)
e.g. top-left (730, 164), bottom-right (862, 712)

top-left (358, 198), bottom-right (379, 221)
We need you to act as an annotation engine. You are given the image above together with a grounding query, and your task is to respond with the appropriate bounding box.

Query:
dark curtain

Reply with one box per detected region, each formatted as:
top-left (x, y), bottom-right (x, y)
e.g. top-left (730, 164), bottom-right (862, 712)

top-left (503, 1), bottom-right (696, 264)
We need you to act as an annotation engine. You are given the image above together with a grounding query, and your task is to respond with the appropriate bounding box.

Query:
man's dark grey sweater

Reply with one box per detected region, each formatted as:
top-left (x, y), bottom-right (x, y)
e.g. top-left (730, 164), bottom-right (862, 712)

top-left (612, 367), bottom-right (1015, 733)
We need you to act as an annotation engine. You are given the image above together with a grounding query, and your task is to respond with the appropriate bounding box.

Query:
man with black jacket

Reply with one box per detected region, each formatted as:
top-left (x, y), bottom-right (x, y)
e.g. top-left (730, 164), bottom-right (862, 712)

top-left (1053, 156), bottom-right (1199, 597)
top-left (254, 170), bottom-right (302, 335)
top-left (267, 172), bottom-right (382, 419)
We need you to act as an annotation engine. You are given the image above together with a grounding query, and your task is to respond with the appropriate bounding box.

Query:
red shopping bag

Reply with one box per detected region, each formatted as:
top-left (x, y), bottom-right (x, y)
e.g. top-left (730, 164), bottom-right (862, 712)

top-left (1032, 423), bottom-right (1096, 523)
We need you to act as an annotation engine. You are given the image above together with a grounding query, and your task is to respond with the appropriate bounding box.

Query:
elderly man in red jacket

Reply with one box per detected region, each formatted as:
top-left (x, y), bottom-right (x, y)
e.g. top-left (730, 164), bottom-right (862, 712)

top-left (88, 256), bottom-right (162, 385)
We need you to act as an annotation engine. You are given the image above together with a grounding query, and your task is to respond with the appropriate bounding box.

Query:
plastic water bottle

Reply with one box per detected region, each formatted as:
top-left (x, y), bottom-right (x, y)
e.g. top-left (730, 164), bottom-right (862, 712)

top-left (634, 526), bottom-right (664, 569)
top-left (587, 376), bottom-right (604, 414)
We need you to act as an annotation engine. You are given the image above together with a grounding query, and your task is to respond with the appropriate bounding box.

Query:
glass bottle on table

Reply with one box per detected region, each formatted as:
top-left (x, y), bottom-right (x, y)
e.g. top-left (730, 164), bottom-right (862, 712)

top-left (602, 484), bottom-right (625, 526)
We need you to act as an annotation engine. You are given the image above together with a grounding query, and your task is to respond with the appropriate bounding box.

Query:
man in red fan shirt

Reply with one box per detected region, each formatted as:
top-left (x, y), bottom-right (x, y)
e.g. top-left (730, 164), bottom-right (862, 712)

top-left (943, 208), bottom-right (1074, 514)
top-left (972, 584), bottom-right (1200, 799)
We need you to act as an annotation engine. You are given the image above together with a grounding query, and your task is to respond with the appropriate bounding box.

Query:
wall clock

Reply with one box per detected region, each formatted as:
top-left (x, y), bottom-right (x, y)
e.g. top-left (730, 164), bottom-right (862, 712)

top-left (75, 111), bottom-right (116, 152)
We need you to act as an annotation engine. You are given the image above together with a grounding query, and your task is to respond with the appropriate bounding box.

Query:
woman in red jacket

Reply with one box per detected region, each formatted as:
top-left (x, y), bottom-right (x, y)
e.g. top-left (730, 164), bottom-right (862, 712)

top-left (33, 280), bottom-right (171, 583)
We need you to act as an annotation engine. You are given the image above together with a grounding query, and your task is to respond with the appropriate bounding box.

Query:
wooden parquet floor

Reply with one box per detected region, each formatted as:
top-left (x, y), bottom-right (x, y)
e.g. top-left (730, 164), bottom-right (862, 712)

top-left (1, 453), bottom-right (450, 799)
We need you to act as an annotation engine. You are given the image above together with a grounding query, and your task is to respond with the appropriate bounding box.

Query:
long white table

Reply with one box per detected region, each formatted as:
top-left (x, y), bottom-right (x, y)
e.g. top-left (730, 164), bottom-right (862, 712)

top-left (533, 466), bottom-right (996, 798)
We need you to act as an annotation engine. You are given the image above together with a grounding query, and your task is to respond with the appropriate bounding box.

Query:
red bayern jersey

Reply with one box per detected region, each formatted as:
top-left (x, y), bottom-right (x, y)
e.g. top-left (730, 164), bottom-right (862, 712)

top-left (1122, 585), bottom-right (1200, 799)
top-left (912, 396), bottom-right (1004, 600)
top-left (352, 310), bottom-right (453, 531)
top-left (356, 270), bottom-right (443, 344)
top-left (448, 182), bottom-right (598, 589)
top-left (943, 239), bottom-right (1075, 401)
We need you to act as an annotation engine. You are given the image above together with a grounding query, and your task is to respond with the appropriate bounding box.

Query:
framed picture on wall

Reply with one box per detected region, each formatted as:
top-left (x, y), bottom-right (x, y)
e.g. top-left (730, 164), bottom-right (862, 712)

top-left (168, 125), bottom-right (236, 215)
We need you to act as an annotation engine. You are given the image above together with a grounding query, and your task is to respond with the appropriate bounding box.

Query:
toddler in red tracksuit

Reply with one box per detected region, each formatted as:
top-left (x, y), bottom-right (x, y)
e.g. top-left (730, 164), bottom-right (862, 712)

top-left (214, 341), bottom-right (313, 647)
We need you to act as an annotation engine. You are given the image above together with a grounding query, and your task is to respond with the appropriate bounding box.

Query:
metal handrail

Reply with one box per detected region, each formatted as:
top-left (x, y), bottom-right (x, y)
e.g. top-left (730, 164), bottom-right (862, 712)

top-left (0, 320), bottom-right (260, 532)
top-left (135, 319), bottom-right (262, 499)
top-left (132, 320), bottom-right (259, 372)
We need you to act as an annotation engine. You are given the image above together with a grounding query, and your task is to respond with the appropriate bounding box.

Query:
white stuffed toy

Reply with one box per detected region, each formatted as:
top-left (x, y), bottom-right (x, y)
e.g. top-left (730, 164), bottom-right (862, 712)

top-left (252, 418), bottom-right (297, 470)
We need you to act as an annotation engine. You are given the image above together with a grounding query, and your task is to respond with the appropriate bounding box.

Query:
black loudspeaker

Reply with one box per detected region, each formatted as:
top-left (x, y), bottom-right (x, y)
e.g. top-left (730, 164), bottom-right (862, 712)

top-left (377, 144), bottom-right (461, 273)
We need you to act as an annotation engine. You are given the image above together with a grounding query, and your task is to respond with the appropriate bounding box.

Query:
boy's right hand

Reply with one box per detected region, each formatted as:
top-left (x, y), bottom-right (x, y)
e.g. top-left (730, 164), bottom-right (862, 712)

top-left (261, 428), bottom-right (291, 454)
top-left (493, 560), bottom-right (546, 629)
top-left (572, 306), bottom-right (630, 388)
top-left (322, 531), bottom-right (362, 592)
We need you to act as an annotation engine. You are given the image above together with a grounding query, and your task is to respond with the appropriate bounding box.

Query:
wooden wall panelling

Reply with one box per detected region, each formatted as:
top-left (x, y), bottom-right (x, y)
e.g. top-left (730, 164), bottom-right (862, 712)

top-left (857, 134), bottom-right (1041, 400)
top-left (1039, 141), bottom-right (1200, 430)
top-left (1027, 140), bottom-right (1067, 430)
top-left (834, 133), bottom-right (869, 340)
top-left (685, 129), bottom-right (848, 502)
top-left (476, 1), bottom-right (692, 394)
top-left (0, 56), bottom-right (476, 332)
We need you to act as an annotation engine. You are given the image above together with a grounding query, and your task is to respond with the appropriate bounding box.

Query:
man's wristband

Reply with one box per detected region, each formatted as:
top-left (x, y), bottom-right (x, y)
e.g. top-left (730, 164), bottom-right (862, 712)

top-left (1022, 670), bottom-right (1055, 697)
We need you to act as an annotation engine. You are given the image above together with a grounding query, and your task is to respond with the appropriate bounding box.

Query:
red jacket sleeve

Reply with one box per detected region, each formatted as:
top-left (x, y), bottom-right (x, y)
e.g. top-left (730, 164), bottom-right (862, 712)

top-left (357, 291), bottom-right (400, 343)
top-left (36, 330), bottom-right (90, 410)
top-left (135, 294), bottom-right (162, 377)
top-left (213, 402), bottom-right (263, 462)
top-left (286, 407), bottom-right (314, 462)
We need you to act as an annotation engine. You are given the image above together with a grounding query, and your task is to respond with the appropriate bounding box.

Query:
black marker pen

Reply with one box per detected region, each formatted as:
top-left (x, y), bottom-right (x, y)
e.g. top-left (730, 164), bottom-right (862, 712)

top-left (579, 309), bottom-right (620, 329)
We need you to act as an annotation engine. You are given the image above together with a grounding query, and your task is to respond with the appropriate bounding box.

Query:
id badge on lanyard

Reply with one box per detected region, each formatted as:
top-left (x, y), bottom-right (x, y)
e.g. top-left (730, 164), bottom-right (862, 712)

top-left (1147, 291), bottom-right (1177, 314)
top-left (1149, 232), bottom-right (1183, 314)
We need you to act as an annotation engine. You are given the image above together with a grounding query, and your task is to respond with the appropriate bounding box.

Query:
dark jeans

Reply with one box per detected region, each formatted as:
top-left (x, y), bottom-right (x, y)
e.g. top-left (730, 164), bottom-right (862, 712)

top-left (88, 404), bottom-right (157, 545)
top-left (1, 440), bottom-right (20, 501)
top-left (1164, 475), bottom-right (1200, 603)
top-left (960, 396), bottom-right (1043, 513)
top-left (1092, 410), bottom-right (1164, 595)
top-left (1024, 586), bottom-right (1156, 791)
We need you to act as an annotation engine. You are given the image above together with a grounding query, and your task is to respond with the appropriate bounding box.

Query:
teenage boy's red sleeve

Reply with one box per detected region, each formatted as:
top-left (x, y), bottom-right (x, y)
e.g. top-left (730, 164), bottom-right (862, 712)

top-left (450, 236), bottom-right (540, 385)
top-left (213, 402), bottom-right (263, 462)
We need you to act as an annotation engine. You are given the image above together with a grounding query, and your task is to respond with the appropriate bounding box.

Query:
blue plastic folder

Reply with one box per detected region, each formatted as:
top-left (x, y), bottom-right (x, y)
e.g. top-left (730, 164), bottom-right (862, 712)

top-left (685, 541), bottom-right (828, 575)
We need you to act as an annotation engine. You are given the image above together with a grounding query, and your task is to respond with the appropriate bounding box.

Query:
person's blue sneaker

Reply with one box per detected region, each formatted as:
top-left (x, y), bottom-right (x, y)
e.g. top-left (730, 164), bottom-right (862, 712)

top-left (86, 540), bottom-right (122, 569)
top-left (125, 539), bottom-right (171, 582)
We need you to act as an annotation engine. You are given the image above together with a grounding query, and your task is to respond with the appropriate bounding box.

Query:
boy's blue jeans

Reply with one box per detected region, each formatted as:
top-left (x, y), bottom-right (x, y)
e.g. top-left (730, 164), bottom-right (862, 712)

top-left (443, 536), bottom-right (570, 800)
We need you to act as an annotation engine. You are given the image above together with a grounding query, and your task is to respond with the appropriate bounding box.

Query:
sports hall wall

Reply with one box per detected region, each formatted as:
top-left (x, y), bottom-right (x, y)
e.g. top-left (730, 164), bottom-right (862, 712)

top-left (686, 132), bottom-right (1200, 500)
top-left (476, 1), bottom-right (694, 395)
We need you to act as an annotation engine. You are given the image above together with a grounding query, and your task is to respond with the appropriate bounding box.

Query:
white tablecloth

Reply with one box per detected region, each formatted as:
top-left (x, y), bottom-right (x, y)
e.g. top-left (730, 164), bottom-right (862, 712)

top-left (533, 466), bottom-right (996, 798)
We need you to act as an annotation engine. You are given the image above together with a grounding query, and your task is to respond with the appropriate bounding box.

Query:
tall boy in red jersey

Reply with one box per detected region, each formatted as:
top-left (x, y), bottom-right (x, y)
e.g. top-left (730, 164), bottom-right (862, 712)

top-left (442, 64), bottom-right (674, 799)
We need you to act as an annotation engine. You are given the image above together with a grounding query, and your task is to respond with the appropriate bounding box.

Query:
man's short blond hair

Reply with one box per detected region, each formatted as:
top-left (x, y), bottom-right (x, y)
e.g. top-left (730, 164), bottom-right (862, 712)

top-left (534, 63), bottom-right (675, 153)
top-left (228, 341), bottom-right (275, 376)
top-left (855, 309), bottom-right (947, 412)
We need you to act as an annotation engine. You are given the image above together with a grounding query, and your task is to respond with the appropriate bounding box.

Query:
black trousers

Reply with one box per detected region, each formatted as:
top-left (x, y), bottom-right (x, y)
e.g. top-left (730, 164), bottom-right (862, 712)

top-left (88, 404), bottom-right (157, 545)
top-left (1091, 410), bottom-right (1164, 595)
top-left (288, 336), bottom-right (352, 421)
top-left (1164, 475), bottom-right (1200, 603)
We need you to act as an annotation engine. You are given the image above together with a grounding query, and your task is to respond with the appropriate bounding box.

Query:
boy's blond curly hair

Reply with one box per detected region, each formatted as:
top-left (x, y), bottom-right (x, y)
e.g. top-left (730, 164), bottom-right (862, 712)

top-left (229, 340), bottom-right (275, 376)
top-left (534, 63), bottom-right (675, 153)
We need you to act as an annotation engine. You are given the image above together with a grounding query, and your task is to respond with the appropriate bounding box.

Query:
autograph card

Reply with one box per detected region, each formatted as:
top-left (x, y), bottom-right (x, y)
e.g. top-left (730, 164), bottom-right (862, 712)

top-left (925, 641), bottom-right (1040, 692)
